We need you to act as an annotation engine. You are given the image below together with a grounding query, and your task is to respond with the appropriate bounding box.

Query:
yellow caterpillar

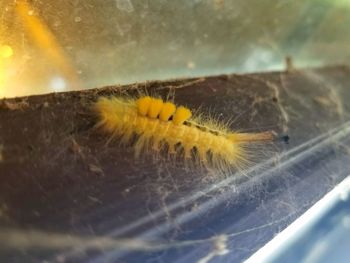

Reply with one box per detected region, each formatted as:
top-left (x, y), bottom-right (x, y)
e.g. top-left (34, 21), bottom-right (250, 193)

top-left (94, 96), bottom-right (273, 171)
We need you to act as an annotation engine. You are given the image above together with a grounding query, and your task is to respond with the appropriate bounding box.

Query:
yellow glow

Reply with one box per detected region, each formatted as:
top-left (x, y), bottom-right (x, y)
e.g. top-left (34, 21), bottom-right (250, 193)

top-left (0, 60), bottom-right (6, 97)
top-left (0, 45), bottom-right (13, 58)
top-left (16, 1), bottom-right (80, 89)
top-left (0, 46), bottom-right (11, 96)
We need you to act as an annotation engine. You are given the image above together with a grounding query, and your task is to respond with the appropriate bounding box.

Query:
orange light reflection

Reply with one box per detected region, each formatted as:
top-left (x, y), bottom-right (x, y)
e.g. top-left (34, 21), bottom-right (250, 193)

top-left (0, 45), bottom-right (13, 97)
top-left (15, 1), bottom-right (81, 90)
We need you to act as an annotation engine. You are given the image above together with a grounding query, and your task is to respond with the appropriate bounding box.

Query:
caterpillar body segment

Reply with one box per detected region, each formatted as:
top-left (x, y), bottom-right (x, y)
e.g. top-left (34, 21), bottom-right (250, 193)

top-left (95, 96), bottom-right (273, 171)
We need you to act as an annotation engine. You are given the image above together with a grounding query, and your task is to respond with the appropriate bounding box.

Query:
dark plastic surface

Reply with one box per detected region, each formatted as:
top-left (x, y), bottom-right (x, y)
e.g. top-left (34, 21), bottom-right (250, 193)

top-left (1, 66), bottom-right (350, 262)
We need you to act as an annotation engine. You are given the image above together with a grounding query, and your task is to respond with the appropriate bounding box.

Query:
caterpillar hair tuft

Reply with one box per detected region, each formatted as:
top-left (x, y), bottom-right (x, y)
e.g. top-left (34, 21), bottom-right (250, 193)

top-left (94, 95), bottom-right (274, 172)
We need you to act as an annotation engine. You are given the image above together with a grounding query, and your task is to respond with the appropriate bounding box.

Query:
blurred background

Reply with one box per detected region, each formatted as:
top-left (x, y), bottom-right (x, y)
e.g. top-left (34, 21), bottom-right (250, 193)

top-left (0, 0), bottom-right (350, 97)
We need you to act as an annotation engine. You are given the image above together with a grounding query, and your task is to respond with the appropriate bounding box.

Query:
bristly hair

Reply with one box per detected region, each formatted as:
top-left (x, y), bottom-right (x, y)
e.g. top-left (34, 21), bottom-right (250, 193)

top-left (94, 95), bottom-right (274, 173)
